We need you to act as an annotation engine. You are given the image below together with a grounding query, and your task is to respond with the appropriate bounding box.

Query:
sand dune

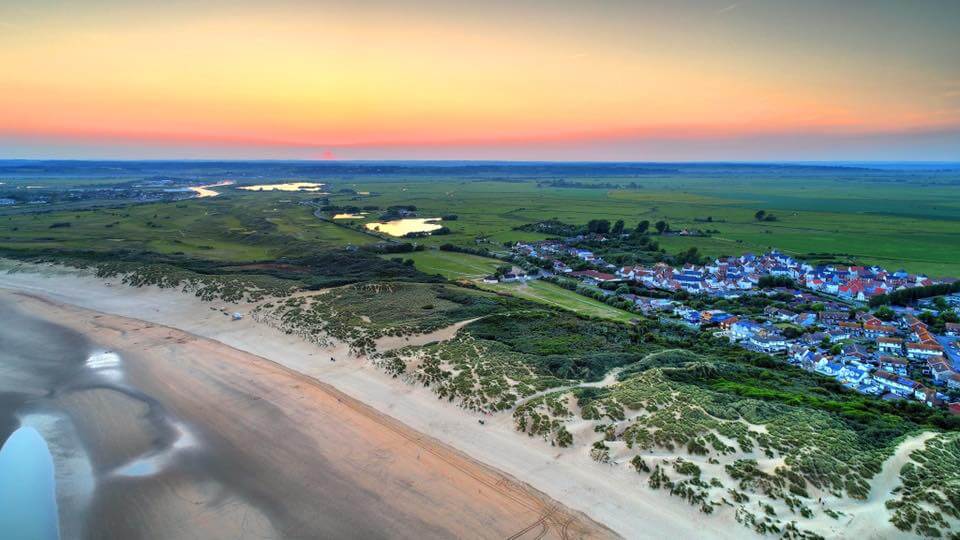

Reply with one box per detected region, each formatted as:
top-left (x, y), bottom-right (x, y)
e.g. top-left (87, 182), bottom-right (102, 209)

top-left (0, 263), bottom-right (752, 538)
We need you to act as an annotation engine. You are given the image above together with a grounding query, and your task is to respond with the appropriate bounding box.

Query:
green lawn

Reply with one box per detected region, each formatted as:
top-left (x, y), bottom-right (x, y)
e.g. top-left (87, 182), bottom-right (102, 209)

top-left (390, 250), bottom-right (503, 280)
top-left (390, 249), bottom-right (636, 322)
top-left (481, 280), bottom-right (636, 323)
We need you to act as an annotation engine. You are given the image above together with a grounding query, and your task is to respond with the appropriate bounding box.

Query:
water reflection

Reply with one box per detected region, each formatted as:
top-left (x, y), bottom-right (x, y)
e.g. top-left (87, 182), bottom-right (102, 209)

top-left (239, 182), bottom-right (326, 192)
top-left (113, 422), bottom-right (198, 478)
top-left (365, 218), bottom-right (443, 236)
top-left (189, 180), bottom-right (234, 198)
top-left (85, 351), bottom-right (123, 383)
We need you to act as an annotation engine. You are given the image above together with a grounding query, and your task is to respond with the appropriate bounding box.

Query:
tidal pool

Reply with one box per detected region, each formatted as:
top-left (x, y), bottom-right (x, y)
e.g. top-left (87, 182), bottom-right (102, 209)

top-left (239, 182), bottom-right (326, 192)
top-left (0, 426), bottom-right (61, 540)
top-left (365, 218), bottom-right (443, 237)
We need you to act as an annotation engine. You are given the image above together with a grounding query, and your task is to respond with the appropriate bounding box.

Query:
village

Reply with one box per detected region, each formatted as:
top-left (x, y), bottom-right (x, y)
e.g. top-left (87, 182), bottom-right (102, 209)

top-left (493, 238), bottom-right (960, 414)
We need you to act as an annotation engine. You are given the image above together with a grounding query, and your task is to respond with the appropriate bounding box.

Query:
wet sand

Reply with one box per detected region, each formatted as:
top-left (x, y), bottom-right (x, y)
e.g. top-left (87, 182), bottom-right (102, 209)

top-left (0, 291), bottom-right (614, 539)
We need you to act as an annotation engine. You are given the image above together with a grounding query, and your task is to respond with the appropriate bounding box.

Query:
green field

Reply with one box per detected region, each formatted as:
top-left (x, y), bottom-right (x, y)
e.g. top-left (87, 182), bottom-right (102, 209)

top-left (384, 249), bottom-right (636, 322)
top-left (388, 249), bottom-right (503, 280)
top-left (481, 280), bottom-right (636, 322)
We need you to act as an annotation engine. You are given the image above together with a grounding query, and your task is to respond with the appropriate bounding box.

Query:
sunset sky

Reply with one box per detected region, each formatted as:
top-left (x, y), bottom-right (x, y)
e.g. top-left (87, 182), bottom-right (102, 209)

top-left (2, 0), bottom-right (958, 160)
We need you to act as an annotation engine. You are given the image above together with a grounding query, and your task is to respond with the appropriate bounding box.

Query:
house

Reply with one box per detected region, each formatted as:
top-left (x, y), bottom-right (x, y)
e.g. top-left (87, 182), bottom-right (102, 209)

top-left (482, 276), bottom-right (499, 284)
top-left (749, 334), bottom-right (788, 353)
top-left (872, 370), bottom-right (921, 396)
top-left (570, 270), bottom-right (617, 283)
top-left (877, 337), bottom-right (904, 355)
top-left (948, 373), bottom-right (960, 391)
top-left (730, 321), bottom-right (762, 341)
top-left (700, 310), bottom-right (733, 325)
top-left (789, 312), bottom-right (813, 327)
top-left (826, 329), bottom-right (852, 343)
top-left (914, 387), bottom-right (943, 407)
top-left (863, 323), bottom-right (898, 338)
top-left (946, 322), bottom-right (960, 336)
top-left (717, 316), bottom-right (740, 330)
top-left (819, 311), bottom-right (849, 323)
top-left (814, 359), bottom-right (843, 377)
top-left (837, 321), bottom-right (862, 335)
top-left (929, 361), bottom-right (954, 383)
top-left (906, 342), bottom-right (944, 360)
top-left (838, 364), bottom-right (871, 384)
top-left (878, 355), bottom-right (909, 376)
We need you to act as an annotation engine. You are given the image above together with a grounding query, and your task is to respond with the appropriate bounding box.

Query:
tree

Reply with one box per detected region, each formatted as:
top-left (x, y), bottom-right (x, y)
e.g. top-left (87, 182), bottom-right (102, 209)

top-left (587, 219), bottom-right (611, 234)
top-left (874, 306), bottom-right (895, 321)
top-left (675, 247), bottom-right (702, 265)
top-left (654, 220), bottom-right (669, 234)
top-left (635, 220), bottom-right (650, 234)
top-left (611, 219), bottom-right (625, 235)
top-left (754, 210), bottom-right (767, 221)
top-left (615, 284), bottom-right (630, 295)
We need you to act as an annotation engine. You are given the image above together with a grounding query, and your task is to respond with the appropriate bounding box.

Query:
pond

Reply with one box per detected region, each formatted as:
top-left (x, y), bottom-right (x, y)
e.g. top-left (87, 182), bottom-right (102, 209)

top-left (0, 426), bottom-right (60, 540)
top-left (189, 180), bottom-right (234, 198)
top-left (239, 182), bottom-right (326, 192)
top-left (365, 218), bottom-right (443, 237)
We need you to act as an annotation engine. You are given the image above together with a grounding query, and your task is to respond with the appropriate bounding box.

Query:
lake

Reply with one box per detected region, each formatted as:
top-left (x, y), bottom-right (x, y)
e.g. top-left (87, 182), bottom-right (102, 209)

top-left (333, 213), bottom-right (367, 219)
top-left (239, 182), bottom-right (326, 192)
top-left (189, 180), bottom-right (234, 198)
top-left (365, 218), bottom-right (443, 236)
top-left (0, 426), bottom-right (60, 540)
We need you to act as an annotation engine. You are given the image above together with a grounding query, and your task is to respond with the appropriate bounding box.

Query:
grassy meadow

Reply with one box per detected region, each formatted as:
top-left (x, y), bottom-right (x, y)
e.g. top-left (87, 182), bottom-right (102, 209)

top-left (334, 171), bottom-right (960, 276)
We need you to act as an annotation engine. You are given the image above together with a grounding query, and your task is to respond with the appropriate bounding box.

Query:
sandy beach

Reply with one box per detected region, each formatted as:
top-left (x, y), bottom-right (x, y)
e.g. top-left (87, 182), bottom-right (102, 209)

top-left (1, 288), bottom-right (615, 539)
top-left (0, 267), bottom-right (764, 538)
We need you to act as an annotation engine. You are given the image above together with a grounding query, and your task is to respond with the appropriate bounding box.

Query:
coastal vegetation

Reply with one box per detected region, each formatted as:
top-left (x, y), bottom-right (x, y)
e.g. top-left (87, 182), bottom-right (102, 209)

top-left (253, 282), bottom-right (508, 354)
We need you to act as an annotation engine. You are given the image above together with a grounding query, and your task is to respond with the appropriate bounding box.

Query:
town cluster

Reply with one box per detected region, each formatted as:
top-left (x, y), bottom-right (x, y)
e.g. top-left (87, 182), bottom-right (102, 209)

top-left (503, 239), bottom-right (960, 413)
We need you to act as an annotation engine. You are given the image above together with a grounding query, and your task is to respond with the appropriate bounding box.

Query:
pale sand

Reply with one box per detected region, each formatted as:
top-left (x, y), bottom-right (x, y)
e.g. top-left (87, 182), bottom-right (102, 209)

top-left (4, 290), bottom-right (611, 539)
top-left (2, 262), bottom-right (909, 538)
